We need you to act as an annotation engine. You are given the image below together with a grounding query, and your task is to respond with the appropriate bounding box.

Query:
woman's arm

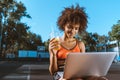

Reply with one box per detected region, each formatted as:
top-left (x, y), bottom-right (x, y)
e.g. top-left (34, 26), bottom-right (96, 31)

top-left (48, 39), bottom-right (59, 75)
top-left (49, 50), bottom-right (58, 75)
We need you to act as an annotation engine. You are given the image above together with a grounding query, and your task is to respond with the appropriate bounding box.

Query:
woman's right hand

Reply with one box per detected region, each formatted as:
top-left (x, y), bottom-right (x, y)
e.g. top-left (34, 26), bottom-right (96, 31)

top-left (49, 38), bottom-right (60, 55)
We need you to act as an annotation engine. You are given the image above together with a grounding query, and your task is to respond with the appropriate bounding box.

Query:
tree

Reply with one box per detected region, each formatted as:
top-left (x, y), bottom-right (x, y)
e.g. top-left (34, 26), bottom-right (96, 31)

top-left (79, 32), bottom-right (98, 52)
top-left (109, 20), bottom-right (120, 41)
top-left (0, 0), bottom-right (31, 56)
top-left (44, 39), bottom-right (50, 52)
top-left (25, 31), bottom-right (43, 50)
top-left (108, 20), bottom-right (120, 53)
top-left (80, 31), bottom-right (109, 52)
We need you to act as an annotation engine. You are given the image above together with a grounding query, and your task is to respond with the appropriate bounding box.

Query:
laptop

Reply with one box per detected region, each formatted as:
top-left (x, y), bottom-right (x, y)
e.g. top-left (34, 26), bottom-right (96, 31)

top-left (63, 52), bottom-right (116, 79)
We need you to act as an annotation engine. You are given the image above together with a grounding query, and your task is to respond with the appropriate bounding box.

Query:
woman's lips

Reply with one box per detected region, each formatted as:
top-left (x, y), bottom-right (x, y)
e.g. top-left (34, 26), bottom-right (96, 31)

top-left (68, 33), bottom-right (73, 36)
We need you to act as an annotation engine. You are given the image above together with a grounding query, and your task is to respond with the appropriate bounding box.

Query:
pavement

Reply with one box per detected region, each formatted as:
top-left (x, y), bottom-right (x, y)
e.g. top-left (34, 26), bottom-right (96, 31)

top-left (106, 62), bottom-right (120, 80)
top-left (0, 61), bottom-right (120, 80)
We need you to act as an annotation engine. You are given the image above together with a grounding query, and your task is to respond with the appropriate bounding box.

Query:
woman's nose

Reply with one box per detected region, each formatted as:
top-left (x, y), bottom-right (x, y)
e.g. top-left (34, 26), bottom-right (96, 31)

top-left (71, 28), bottom-right (75, 32)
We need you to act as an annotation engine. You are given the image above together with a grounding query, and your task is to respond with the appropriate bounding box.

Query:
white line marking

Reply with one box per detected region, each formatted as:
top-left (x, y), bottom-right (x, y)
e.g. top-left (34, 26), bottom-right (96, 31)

top-left (27, 65), bottom-right (30, 80)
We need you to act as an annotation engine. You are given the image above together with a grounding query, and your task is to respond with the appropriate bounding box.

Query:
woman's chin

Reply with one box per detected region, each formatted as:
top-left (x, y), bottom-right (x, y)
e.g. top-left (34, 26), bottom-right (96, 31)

top-left (68, 36), bottom-right (73, 38)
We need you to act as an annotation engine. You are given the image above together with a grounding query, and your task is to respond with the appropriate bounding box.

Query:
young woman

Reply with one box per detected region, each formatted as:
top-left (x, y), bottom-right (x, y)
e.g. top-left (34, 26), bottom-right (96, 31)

top-left (49, 4), bottom-right (108, 80)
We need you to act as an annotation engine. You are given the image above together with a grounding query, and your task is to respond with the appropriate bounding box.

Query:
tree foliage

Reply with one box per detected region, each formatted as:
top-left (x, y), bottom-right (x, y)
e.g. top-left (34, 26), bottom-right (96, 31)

top-left (78, 32), bottom-right (109, 52)
top-left (0, 0), bottom-right (43, 57)
top-left (109, 20), bottom-right (120, 41)
top-left (25, 31), bottom-right (43, 50)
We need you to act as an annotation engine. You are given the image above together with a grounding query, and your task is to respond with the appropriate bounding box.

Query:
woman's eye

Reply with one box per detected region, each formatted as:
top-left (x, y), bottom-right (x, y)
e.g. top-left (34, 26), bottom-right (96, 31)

top-left (67, 26), bottom-right (72, 29)
top-left (75, 27), bottom-right (79, 30)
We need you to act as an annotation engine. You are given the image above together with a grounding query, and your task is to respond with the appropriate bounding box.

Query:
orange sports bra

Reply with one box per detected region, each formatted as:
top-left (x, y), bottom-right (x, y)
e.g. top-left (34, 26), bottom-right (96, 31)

top-left (57, 40), bottom-right (81, 59)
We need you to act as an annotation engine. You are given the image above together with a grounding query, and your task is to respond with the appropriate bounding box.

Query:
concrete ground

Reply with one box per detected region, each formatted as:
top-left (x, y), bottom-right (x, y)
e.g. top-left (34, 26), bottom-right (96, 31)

top-left (0, 61), bottom-right (120, 80)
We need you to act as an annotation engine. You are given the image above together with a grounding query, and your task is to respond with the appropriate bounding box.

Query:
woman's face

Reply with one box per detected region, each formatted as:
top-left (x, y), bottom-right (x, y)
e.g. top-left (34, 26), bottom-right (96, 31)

top-left (64, 23), bottom-right (79, 38)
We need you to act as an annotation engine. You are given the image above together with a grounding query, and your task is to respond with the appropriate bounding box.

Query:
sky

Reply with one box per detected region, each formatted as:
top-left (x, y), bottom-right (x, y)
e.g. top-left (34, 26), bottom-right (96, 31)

top-left (18, 0), bottom-right (120, 42)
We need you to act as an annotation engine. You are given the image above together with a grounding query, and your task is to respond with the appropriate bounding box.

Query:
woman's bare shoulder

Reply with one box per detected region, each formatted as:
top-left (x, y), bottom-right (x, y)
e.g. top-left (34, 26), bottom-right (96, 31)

top-left (77, 40), bottom-right (84, 45)
top-left (77, 40), bottom-right (85, 52)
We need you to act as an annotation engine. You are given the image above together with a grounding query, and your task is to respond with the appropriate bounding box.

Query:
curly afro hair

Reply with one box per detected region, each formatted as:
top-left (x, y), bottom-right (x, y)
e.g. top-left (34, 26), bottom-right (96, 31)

top-left (57, 4), bottom-right (88, 34)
